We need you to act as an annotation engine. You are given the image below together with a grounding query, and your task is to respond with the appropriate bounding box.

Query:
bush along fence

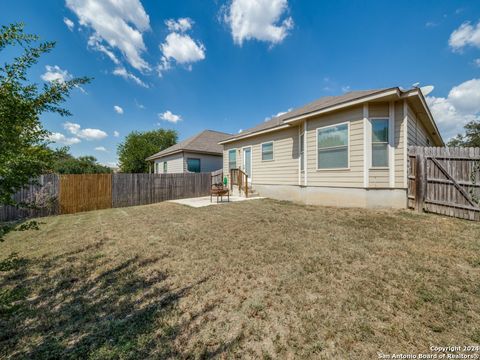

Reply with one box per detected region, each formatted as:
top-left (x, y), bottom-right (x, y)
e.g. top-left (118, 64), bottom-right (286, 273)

top-left (408, 146), bottom-right (480, 221)
top-left (0, 172), bottom-right (211, 222)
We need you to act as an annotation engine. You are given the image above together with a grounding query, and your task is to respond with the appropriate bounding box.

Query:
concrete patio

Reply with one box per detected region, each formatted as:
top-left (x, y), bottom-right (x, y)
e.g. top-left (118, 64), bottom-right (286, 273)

top-left (168, 195), bottom-right (264, 208)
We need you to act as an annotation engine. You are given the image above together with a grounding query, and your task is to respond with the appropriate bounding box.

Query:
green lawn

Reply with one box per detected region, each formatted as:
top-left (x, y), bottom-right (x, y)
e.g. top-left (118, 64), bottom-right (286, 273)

top-left (1, 199), bottom-right (480, 359)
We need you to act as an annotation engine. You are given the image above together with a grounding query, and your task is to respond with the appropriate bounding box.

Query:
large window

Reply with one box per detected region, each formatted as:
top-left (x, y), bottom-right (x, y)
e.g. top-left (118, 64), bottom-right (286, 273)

top-left (317, 123), bottom-right (349, 169)
top-left (163, 161), bottom-right (167, 173)
top-left (187, 158), bottom-right (201, 173)
top-left (228, 149), bottom-right (236, 170)
top-left (262, 142), bottom-right (274, 161)
top-left (371, 119), bottom-right (389, 167)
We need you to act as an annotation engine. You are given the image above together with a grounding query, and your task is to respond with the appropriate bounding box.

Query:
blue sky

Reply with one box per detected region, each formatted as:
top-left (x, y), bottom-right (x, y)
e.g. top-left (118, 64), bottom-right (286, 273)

top-left (1, 0), bottom-right (480, 166)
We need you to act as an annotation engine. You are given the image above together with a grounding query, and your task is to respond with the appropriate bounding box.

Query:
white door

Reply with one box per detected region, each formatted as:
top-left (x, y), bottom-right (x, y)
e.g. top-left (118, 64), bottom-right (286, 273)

top-left (243, 147), bottom-right (252, 183)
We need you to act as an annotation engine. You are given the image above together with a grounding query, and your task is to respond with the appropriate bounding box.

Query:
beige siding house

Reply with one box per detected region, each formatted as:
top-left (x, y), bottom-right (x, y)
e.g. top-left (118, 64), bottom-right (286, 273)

top-left (220, 87), bottom-right (443, 208)
top-left (146, 130), bottom-right (231, 174)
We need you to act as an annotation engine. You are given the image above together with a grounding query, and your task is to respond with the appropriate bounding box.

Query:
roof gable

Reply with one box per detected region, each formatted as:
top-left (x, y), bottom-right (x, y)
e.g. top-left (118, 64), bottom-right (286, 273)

top-left (146, 130), bottom-right (232, 160)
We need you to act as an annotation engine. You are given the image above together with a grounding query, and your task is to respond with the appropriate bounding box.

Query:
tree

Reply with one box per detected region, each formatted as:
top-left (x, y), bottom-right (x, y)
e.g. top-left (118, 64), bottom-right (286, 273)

top-left (117, 129), bottom-right (177, 173)
top-left (447, 120), bottom-right (480, 147)
top-left (49, 147), bottom-right (112, 174)
top-left (0, 23), bottom-right (91, 207)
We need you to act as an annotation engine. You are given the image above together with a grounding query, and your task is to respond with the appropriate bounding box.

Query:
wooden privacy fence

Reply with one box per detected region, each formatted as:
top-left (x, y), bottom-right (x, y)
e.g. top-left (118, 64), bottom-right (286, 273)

top-left (408, 146), bottom-right (480, 221)
top-left (0, 172), bottom-right (211, 221)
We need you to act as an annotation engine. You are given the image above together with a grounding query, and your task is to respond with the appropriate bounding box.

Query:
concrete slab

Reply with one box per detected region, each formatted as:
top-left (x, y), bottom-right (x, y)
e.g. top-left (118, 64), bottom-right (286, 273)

top-left (168, 195), bottom-right (264, 208)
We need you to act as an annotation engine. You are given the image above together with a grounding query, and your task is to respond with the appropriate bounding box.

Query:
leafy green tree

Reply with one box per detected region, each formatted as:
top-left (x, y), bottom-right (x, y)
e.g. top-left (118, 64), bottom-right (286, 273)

top-left (49, 147), bottom-right (112, 174)
top-left (0, 23), bottom-right (90, 207)
top-left (117, 129), bottom-right (177, 173)
top-left (447, 120), bottom-right (480, 147)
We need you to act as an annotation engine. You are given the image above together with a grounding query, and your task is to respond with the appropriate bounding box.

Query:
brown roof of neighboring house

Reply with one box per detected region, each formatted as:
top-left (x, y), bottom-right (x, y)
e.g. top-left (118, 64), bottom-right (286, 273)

top-left (221, 88), bottom-right (393, 143)
top-left (146, 129), bottom-right (232, 161)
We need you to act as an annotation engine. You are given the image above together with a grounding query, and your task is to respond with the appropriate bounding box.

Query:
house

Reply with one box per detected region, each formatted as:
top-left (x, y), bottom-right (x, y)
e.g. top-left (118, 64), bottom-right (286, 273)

top-left (146, 130), bottom-right (231, 174)
top-left (219, 87), bottom-right (444, 208)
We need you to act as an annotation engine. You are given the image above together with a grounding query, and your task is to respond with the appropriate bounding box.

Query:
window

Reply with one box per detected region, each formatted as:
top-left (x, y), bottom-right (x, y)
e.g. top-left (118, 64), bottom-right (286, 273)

top-left (262, 142), bottom-right (274, 161)
top-left (187, 158), bottom-right (201, 173)
top-left (163, 162), bottom-right (167, 173)
top-left (317, 123), bottom-right (349, 169)
top-left (228, 149), bottom-right (236, 170)
top-left (371, 119), bottom-right (389, 167)
top-left (155, 163), bottom-right (159, 174)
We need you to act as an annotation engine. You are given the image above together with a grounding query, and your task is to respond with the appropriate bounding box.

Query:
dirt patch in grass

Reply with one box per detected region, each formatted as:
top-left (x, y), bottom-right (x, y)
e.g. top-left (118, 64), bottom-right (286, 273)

top-left (1, 199), bottom-right (480, 359)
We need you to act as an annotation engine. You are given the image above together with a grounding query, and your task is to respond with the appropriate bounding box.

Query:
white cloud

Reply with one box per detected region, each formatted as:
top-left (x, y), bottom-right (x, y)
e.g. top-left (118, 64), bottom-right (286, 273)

top-left (88, 34), bottom-right (120, 65)
top-left (114, 105), bottom-right (124, 114)
top-left (158, 110), bottom-right (182, 123)
top-left (66, 0), bottom-right (151, 72)
top-left (158, 19), bottom-right (206, 75)
top-left (449, 20), bottom-right (480, 51)
top-left (63, 121), bottom-right (108, 140)
top-left (223, 0), bottom-right (294, 46)
top-left (134, 99), bottom-right (145, 109)
top-left (474, 58), bottom-right (480, 67)
top-left (113, 130), bottom-right (120, 137)
top-left (264, 108), bottom-right (292, 121)
top-left (113, 67), bottom-right (149, 88)
top-left (41, 65), bottom-right (73, 83)
top-left (48, 132), bottom-right (81, 145)
top-left (63, 17), bottom-right (75, 31)
top-left (95, 146), bottom-right (107, 152)
top-left (427, 78), bottom-right (480, 140)
top-left (165, 18), bottom-right (193, 33)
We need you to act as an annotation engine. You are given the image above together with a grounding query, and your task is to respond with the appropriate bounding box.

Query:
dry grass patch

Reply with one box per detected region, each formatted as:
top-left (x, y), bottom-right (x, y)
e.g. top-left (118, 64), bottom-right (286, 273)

top-left (1, 199), bottom-right (480, 359)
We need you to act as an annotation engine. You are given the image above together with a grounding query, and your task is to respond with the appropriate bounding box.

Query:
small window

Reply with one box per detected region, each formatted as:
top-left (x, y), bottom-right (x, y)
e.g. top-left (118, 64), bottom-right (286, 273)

top-left (155, 163), bottom-right (159, 174)
top-left (262, 142), bottom-right (274, 161)
top-left (228, 149), bottom-right (236, 170)
top-left (371, 119), bottom-right (389, 167)
top-left (163, 162), bottom-right (167, 173)
top-left (317, 123), bottom-right (349, 169)
top-left (300, 133), bottom-right (305, 171)
top-left (187, 158), bottom-right (201, 173)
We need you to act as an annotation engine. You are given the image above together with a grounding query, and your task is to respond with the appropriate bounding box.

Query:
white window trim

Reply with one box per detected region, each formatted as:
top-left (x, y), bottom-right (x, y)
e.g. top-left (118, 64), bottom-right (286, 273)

top-left (228, 148), bottom-right (237, 170)
top-left (363, 103), bottom-right (369, 187)
top-left (298, 126), bottom-right (302, 185)
top-left (163, 161), bottom-right (168, 174)
top-left (261, 141), bottom-right (274, 162)
top-left (242, 146), bottom-right (253, 182)
top-left (369, 117), bottom-right (390, 170)
top-left (315, 121), bottom-right (350, 171)
top-left (304, 119), bottom-right (308, 184)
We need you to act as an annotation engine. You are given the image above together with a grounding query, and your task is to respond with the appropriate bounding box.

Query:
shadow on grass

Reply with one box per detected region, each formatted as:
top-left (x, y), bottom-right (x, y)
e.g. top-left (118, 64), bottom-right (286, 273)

top-left (0, 243), bottom-right (239, 359)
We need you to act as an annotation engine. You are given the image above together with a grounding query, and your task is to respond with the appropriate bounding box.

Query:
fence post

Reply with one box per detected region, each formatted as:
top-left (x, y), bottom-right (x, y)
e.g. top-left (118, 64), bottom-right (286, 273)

top-left (415, 149), bottom-right (426, 213)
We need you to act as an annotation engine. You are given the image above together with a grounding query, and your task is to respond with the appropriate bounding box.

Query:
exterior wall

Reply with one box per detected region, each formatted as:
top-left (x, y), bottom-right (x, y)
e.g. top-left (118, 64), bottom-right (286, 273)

top-left (254, 184), bottom-right (407, 209)
top-left (307, 105), bottom-right (365, 187)
top-left (153, 153), bottom-right (184, 174)
top-left (407, 103), bottom-right (434, 147)
top-left (183, 152), bottom-right (223, 173)
top-left (223, 126), bottom-right (299, 185)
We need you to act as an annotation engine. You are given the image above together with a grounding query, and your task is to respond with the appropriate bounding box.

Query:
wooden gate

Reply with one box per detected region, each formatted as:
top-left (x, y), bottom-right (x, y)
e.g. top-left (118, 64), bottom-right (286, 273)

top-left (408, 146), bottom-right (480, 221)
top-left (59, 174), bottom-right (112, 214)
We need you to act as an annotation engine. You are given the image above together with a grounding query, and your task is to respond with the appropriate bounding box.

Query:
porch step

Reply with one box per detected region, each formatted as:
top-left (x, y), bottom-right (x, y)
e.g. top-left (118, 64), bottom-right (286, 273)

top-left (231, 185), bottom-right (259, 198)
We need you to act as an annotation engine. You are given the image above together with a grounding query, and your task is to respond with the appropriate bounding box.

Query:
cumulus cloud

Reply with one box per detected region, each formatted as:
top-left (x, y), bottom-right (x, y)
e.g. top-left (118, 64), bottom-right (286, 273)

top-left (63, 17), bottom-right (75, 31)
top-left (63, 121), bottom-right (108, 140)
top-left (113, 67), bottom-right (149, 88)
top-left (165, 18), bottom-right (193, 33)
top-left (113, 130), bottom-right (120, 137)
top-left (158, 110), bottom-right (182, 123)
top-left (41, 65), bottom-right (73, 83)
top-left (427, 78), bottom-right (480, 140)
top-left (223, 0), bottom-right (294, 46)
top-left (95, 146), bottom-right (107, 152)
top-left (449, 20), bottom-right (480, 51)
top-left (48, 132), bottom-right (81, 145)
top-left (264, 108), bottom-right (292, 121)
top-left (114, 105), bottom-right (124, 114)
top-left (158, 18), bottom-right (205, 75)
top-left (66, 0), bottom-right (151, 72)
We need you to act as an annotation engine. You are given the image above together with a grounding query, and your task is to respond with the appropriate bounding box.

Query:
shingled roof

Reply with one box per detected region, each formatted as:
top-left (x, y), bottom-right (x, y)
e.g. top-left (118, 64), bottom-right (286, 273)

top-left (221, 88), bottom-right (392, 142)
top-left (146, 130), bottom-right (231, 161)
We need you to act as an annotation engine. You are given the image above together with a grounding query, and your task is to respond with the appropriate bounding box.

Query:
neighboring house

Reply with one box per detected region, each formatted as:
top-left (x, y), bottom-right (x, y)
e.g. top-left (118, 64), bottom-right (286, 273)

top-left (146, 130), bottom-right (231, 174)
top-left (219, 87), bottom-right (444, 208)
